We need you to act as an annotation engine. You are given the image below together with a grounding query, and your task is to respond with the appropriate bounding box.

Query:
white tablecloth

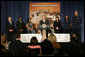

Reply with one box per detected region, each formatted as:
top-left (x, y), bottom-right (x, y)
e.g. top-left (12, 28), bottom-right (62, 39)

top-left (20, 33), bottom-right (70, 43)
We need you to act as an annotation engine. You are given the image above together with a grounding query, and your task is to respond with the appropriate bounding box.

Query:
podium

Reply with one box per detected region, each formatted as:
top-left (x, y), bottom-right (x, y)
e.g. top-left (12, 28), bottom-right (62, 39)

top-left (42, 29), bottom-right (46, 41)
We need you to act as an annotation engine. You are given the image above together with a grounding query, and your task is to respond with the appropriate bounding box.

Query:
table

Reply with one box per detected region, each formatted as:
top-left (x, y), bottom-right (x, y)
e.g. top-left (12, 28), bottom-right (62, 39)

top-left (20, 33), bottom-right (70, 43)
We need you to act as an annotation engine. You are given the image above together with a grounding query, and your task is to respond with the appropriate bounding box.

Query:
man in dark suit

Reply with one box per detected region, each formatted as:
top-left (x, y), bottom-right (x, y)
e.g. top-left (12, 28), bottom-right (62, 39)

top-left (72, 11), bottom-right (82, 30)
top-left (72, 11), bottom-right (82, 47)
top-left (39, 15), bottom-right (50, 29)
top-left (39, 15), bottom-right (49, 26)
top-left (38, 15), bottom-right (50, 38)
top-left (5, 17), bottom-right (14, 42)
top-left (16, 17), bottom-right (25, 34)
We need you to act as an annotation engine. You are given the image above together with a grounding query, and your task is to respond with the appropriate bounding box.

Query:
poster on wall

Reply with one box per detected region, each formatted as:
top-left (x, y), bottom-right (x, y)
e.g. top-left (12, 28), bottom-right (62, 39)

top-left (29, 2), bottom-right (60, 26)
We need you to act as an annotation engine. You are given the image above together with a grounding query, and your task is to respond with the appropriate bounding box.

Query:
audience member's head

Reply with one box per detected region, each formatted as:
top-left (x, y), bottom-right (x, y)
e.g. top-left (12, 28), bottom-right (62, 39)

top-left (41, 39), bottom-right (54, 55)
top-left (72, 33), bottom-right (77, 38)
top-left (1, 33), bottom-right (8, 48)
top-left (1, 33), bottom-right (6, 45)
top-left (29, 37), bottom-right (41, 56)
top-left (30, 36), bottom-right (38, 45)
top-left (71, 33), bottom-right (77, 39)
top-left (48, 34), bottom-right (56, 44)
top-left (48, 34), bottom-right (60, 49)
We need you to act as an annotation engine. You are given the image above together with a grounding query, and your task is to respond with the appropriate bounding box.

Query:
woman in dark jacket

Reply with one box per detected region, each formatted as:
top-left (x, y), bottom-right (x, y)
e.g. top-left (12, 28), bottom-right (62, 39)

top-left (54, 17), bottom-right (62, 33)
top-left (63, 15), bottom-right (72, 33)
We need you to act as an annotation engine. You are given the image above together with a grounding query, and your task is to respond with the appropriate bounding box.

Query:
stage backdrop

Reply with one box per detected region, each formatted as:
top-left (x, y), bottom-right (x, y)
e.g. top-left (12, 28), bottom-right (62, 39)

top-left (29, 2), bottom-right (60, 17)
top-left (29, 2), bottom-right (60, 25)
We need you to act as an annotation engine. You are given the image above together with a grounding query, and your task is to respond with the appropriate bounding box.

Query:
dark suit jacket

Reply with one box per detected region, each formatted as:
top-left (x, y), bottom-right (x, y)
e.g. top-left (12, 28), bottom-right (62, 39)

top-left (5, 20), bottom-right (14, 34)
top-left (16, 21), bottom-right (25, 31)
top-left (63, 19), bottom-right (71, 29)
top-left (39, 19), bottom-right (49, 25)
top-left (54, 21), bottom-right (62, 33)
top-left (72, 15), bottom-right (82, 29)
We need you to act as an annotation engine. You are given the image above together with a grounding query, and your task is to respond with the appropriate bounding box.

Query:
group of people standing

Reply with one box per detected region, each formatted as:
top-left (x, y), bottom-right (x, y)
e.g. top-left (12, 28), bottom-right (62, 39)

top-left (5, 11), bottom-right (82, 45)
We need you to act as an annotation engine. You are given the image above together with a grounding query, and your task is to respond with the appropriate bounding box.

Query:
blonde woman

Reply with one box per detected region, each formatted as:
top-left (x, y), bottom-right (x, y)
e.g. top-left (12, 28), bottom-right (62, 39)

top-left (1, 33), bottom-right (9, 49)
top-left (48, 34), bottom-right (60, 49)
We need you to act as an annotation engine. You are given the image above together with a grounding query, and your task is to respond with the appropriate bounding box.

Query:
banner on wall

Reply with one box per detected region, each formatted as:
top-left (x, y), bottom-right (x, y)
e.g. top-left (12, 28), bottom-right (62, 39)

top-left (29, 2), bottom-right (60, 25)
